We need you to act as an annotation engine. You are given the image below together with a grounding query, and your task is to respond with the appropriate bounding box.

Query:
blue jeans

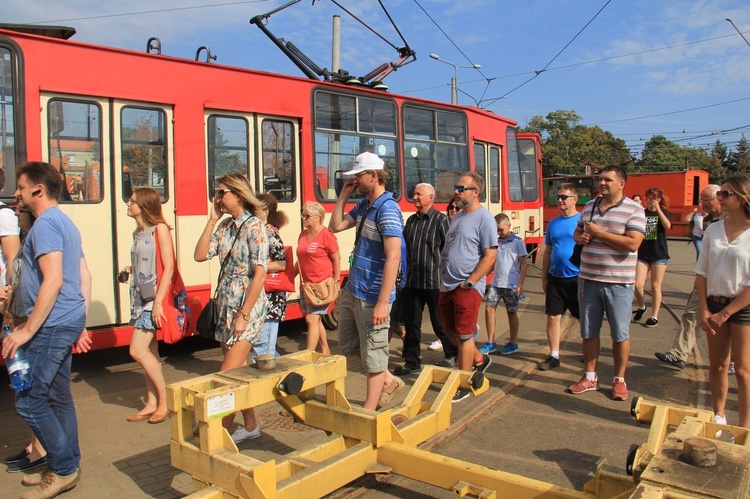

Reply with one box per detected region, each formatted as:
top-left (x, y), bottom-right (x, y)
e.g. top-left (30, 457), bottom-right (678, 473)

top-left (252, 320), bottom-right (280, 363)
top-left (578, 279), bottom-right (633, 343)
top-left (692, 236), bottom-right (702, 261)
top-left (16, 313), bottom-right (86, 476)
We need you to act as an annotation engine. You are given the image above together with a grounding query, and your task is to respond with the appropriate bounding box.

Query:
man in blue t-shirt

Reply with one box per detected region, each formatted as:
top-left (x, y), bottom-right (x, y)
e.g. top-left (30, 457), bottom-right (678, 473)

top-left (2, 162), bottom-right (92, 497)
top-left (330, 152), bottom-right (405, 410)
top-left (540, 183), bottom-right (581, 371)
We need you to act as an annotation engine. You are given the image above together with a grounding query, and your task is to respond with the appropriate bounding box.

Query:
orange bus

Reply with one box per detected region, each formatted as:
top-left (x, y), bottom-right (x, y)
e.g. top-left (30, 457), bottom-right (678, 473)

top-left (0, 24), bottom-right (543, 350)
top-left (543, 170), bottom-right (709, 237)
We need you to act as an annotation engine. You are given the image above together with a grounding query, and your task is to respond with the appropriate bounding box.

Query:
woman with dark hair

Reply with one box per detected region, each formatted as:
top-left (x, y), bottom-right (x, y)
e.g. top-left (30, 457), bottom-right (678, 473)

top-left (121, 187), bottom-right (175, 424)
top-left (697, 174), bottom-right (750, 429)
top-left (254, 193), bottom-right (289, 361)
top-left (633, 187), bottom-right (671, 327)
top-left (194, 174), bottom-right (269, 443)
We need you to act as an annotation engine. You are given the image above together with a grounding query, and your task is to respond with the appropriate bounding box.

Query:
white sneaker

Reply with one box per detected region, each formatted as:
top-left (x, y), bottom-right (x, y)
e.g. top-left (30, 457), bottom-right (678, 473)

top-left (231, 425), bottom-right (261, 443)
top-left (428, 341), bottom-right (442, 350)
top-left (714, 413), bottom-right (726, 438)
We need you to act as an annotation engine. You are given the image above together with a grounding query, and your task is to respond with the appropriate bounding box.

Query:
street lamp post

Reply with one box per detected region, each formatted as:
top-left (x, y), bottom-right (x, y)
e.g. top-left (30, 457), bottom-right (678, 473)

top-left (429, 54), bottom-right (481, 105)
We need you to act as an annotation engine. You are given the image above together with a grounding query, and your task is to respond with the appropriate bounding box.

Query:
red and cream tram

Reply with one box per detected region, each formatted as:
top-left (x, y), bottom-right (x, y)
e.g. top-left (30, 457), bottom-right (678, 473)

top-left (0, 24), bottom-right (543, 350)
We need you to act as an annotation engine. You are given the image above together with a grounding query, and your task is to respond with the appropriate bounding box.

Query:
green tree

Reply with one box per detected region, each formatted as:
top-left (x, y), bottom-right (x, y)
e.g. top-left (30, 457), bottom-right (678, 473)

top-left (707, 140), bottom-right (728, 183)
top-left (636, 135), bottom-right (709, 172)
top-left (727, 135), bottom-right (750, 175)
top-left (520, 110), bottom-right (632, 177)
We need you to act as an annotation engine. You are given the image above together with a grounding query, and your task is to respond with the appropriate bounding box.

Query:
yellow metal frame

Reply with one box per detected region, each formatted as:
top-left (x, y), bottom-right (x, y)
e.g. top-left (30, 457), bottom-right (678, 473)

top-left (174, 357), bottom-right (750, 498)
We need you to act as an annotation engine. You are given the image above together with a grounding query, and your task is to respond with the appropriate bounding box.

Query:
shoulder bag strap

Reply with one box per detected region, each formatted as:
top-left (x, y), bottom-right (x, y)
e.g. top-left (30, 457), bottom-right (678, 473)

top-left (213, 216), bottom-right (250, 299)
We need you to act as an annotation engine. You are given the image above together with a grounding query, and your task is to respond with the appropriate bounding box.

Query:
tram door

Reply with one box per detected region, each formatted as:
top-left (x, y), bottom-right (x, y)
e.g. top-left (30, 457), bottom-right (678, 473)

top-left (474, 141), bottom-right (503, 216)
top-left (40, 95), bottom-right (119, 328)
top-left (111, 101), bottom-right (175, 327)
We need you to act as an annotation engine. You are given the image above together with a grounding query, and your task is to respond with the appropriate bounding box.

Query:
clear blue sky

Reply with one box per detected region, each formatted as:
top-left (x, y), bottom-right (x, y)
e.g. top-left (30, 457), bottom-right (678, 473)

top-left (5, 0), bottom-right (750, 161)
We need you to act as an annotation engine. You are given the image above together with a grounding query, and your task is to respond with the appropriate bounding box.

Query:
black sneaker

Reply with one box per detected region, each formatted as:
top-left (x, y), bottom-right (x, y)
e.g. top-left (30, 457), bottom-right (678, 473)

top-left (539, 355), bottom-right (560, 371)
top-left (452, 389), bottom-right (470, 403)
top-left (632, 307), bottom-right (646, 322)
top-left (393, 364), bottom-right (422, 376)
top-left (644, 316), bottom-right (659, 328)
top-left (437, 356), bottom-right (457, 368)
top-left (655, 352), bottom-right (686, 369)
top-left (472, 354), bottom-right (492, 374)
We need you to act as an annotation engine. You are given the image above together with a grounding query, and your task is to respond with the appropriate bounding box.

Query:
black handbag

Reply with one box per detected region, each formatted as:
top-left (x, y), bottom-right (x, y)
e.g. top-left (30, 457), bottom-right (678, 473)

top-left (569, 198), bottom-right (600, 267)
top-left (196, 298), bottom-right (219, 339)
top-left (195, 217), bottom-right (250, 340)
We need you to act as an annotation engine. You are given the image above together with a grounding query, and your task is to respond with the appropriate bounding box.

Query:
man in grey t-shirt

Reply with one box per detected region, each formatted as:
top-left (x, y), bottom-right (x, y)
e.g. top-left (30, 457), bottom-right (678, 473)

top-left (439, 172), bottom-right (497, 403)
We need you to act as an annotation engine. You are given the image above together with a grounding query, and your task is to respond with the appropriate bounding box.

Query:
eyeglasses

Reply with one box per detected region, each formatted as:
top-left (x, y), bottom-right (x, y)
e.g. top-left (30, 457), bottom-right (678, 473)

top-left (127, 198), bottom-right (137, 206)
top-left (555, 194), bottom-right (575, 201)
top-left (215, 189), bottom-right (232, 198)
top-left (699, 197), bottom-right (716, 204)
top-left (448, 206), bottom-right (459, 212)
top-left (300, 213), bottom-right (316, 220)
top-left (454, 185), bottom-right (478, 193)
top-left (717, 190), bottom-right (736, 200)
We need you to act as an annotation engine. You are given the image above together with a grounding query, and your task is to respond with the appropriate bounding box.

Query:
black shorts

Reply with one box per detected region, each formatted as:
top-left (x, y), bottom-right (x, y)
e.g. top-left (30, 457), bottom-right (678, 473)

top-left (707, 296), bottom-right (750, 326)
top-left (545, 274), bottom-right (580, 319)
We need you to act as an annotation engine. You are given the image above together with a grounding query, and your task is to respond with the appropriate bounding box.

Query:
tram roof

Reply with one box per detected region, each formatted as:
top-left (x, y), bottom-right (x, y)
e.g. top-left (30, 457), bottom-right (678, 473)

top-left (0, 23), bottom-right (76, 40)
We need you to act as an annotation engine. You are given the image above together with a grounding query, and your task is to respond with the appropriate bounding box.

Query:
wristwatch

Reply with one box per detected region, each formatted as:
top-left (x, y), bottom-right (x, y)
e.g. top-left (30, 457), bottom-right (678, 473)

top-left (241, 310), bottom-right (251, 321)
top-left (464, 279), bottom-right (474, 289)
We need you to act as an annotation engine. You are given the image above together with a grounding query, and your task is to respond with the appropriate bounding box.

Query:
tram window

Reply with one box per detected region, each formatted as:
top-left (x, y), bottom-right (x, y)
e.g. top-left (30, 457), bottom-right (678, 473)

top-left (0, 47), bottom-right (17, 197)
top-left (490, 147), bottom-right (500, 204)
top-left (120, 107), bottom-right (168, 202)
top-left (313, 91), bottom-right (398, 201)
top-left (47, 99), bottom-right (103, 203)
top-left (207, 115), bottom-right (249, 197)
top-left (518, 138), bottom-right (538, 202)
top-left (473, 143), bottom-right (487, 202)
top-left (506, 127), bottom-right (522, 202)
top-left (261, 119), bottom-right (296, 202)
top-left (403, 106), bottom-right (467, 202)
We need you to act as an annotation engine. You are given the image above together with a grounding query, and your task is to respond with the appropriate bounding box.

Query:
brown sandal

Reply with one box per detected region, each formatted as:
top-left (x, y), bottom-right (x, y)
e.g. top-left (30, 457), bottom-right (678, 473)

top-left (378, 376), bottom-right (405, 408)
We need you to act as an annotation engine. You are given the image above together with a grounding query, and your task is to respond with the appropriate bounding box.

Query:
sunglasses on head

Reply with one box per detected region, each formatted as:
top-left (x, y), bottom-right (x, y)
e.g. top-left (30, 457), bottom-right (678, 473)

top-left (454, 185), bottom-right (478, 193)
top-left (717, 190), bottom-right (736, 199)
top-left (555, 194), bottom-right (575, 201)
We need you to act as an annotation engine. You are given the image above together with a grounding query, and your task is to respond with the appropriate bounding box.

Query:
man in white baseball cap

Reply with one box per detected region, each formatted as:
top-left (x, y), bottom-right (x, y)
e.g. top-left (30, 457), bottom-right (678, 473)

top-left (330, 151), bottom-right (405, 410)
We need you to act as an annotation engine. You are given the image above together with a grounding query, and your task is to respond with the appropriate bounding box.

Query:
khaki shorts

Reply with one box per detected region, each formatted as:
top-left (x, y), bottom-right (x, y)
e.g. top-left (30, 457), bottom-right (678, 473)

top-left (338, 288), bottom-right (391, 373)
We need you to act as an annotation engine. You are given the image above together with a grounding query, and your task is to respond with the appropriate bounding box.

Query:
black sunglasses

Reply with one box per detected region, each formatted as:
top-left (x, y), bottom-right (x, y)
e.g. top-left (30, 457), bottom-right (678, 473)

top-left (555, 194), bottom-right (575, 201)
top-left (454, 185), bottom-right (478, 193)
top-left (448, 206), bottom-right (459, 211)
top-left (717, 190), bottom-right (736, 199)
top-left (215, 188), bottom-right (232, 198)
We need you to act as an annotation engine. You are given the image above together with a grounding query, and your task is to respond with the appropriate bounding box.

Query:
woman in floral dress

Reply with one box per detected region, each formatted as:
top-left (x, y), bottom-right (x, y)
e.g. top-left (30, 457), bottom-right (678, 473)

top-left (194, 173), bottom-right (269, 443)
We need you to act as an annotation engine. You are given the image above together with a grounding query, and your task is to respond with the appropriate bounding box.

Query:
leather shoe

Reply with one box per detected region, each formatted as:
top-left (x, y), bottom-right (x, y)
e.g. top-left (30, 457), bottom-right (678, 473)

top-left (127, 411), bottom-right (155, 422)
top-left (4, 449), bottom-right (28, 465)
top-left (148, 411), bottom-right (170, 424)
top-left (6, 455), bottom-right (47, 473)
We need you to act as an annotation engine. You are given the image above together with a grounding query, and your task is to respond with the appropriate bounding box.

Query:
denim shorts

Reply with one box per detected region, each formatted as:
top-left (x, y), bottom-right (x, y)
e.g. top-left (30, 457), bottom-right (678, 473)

top-left (578, 279), bottom-right (634, 342)
top-left (485, 285), bottom-right (520, 312)
top-left (131, 310), bottom-right (156, 330)
top-left (300, 297), bottom-right (329, 315)
top-left (638, 258), bottom-right (669, 266)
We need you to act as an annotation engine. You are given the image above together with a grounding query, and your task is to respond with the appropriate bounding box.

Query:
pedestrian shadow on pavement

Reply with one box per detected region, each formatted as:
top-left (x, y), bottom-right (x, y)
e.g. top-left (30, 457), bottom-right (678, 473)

top-left (113, 445), bottom-right (191, 498)
top-left (533, 448), bottom-right (600, 490)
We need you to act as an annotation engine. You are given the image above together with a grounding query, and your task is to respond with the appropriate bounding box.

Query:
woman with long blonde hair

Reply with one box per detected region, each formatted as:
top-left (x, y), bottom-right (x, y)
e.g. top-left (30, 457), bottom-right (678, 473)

top-left (122, 187), bottom-right (174, 424)
top-left (194, 174), bottom-right (269, 443)
top-left (697, 174), bottom-right (750, 429)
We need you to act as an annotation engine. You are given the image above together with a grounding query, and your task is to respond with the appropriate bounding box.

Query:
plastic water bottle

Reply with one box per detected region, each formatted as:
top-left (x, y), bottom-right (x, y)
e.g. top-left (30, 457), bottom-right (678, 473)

top-left (2, 324), bottom-right (33, 392)
top-left (510, 282), bottom-right (526, 303)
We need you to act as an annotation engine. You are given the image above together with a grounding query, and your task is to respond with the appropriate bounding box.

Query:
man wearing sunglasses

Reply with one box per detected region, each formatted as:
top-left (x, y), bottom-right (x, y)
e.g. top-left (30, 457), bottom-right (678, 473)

top-left (539, 183), bottom-right (581, 371)
top-left (655, 184), bottom-right (723, 370)
top-left (439, 172), bottom-right (497, 403)
top-left (569, 165), bottom-right (646, 402)
top-left (330, 151), bottom-right (405, 410)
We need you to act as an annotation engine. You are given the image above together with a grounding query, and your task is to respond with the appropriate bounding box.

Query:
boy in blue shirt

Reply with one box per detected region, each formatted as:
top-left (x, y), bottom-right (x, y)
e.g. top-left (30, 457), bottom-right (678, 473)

top-left (481, 213), bottom-right (527, 355)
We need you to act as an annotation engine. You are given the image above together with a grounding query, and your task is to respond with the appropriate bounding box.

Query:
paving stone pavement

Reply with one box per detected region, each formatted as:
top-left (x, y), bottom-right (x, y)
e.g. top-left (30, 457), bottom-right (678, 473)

top-left (0, 240), bottom-right (728, 498)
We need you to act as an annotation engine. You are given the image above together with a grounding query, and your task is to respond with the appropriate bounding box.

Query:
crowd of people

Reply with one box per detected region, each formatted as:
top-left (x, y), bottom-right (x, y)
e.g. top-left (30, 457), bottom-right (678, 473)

top-left (1, 157), bottom-right (748, 498)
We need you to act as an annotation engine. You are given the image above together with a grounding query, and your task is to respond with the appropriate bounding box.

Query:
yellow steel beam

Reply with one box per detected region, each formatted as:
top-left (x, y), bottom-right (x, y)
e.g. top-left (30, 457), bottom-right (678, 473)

top-left (377, 442), bottom-right (593, 499)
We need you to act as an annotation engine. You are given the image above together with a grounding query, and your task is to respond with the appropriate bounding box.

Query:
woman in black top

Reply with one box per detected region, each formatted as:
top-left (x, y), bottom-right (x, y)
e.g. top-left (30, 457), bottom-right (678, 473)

top-left (633, 187), bottom-right (671, 327)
